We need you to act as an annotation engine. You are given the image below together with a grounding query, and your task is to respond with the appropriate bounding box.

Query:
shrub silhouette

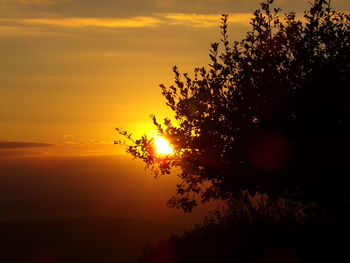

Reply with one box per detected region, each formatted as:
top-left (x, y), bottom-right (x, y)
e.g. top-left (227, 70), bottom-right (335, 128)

top-left (116, 0), bottom-right (350, 215)
top-left (139, 195), bottom-right (349, 263)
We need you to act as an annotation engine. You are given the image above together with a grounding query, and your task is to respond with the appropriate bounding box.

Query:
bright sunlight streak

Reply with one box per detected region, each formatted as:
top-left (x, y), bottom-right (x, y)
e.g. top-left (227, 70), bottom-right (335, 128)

top-left (154, 136), bottom-right (174, 156)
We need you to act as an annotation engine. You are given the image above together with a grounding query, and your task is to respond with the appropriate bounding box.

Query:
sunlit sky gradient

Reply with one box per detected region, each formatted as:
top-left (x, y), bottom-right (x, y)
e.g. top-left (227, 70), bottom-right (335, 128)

top-left (1, 0), bottom-right (349, 157)
top-left (0, 0), bottom-right (349, 226)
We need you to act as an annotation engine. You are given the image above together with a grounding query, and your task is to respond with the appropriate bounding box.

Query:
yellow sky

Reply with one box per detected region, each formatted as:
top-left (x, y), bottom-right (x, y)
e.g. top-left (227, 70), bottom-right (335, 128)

top-left (1, 0), bottom-right (349, 156)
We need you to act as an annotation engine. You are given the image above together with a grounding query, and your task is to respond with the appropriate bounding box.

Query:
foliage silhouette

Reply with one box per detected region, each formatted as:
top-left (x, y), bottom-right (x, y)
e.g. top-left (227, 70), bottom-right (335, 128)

top-left (139, 195), bottom-right (349, 263)
top-left (116, 0), bottom-right (350, 215)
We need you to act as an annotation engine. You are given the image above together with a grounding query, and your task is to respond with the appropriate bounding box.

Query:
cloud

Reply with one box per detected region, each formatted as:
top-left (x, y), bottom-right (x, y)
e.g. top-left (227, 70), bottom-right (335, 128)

top-left (162, 13), bottom-right (252, 27)
top-left (0, 141), bottom-right (54, 149)
top-left (0, 13), bottom-right (252, 31)
top-left (0, 149), bottom-right (43, 156)
top-left (197, 0), bottom-right (257, 2)
top-left (162, 13), bottom-right (220, 27)
top-left (0, 16), bottom-right (162, 28)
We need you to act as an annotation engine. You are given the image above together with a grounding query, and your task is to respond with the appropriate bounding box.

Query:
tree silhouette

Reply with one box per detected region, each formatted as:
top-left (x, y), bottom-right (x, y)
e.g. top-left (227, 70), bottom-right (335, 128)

top-left (116, 0), bottom-right (350, 215)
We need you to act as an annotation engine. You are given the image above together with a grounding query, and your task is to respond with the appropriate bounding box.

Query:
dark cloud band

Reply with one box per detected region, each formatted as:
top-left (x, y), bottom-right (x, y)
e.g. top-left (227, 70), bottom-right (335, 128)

top-left (0, 141), bottom-right (54, 149)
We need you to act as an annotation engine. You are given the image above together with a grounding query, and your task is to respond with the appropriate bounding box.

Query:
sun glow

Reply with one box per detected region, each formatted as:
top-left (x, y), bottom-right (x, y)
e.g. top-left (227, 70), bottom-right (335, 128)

top-left (154, 136), bottom-right (174, 156)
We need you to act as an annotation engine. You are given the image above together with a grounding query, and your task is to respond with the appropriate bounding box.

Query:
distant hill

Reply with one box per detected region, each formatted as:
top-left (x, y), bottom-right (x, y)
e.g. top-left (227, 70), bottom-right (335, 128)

top-left (0, 217), bottom-right (183, 263)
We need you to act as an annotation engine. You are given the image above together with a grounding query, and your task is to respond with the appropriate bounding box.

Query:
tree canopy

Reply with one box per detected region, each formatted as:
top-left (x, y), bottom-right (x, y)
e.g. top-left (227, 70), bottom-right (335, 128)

top-left (116, 0), bottom-right (350, 214)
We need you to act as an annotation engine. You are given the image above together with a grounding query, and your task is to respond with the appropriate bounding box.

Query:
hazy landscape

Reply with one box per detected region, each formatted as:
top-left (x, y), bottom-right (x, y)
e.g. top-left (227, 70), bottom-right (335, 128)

top-left (0, 217), bottom-right (183, 263)
top-left (0, 154), bottom-right (213, 262)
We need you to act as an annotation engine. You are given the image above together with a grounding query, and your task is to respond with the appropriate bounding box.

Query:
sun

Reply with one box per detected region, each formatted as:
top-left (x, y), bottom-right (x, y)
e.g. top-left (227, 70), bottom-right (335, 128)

top-left (154, 136), bottom-right (174, 156)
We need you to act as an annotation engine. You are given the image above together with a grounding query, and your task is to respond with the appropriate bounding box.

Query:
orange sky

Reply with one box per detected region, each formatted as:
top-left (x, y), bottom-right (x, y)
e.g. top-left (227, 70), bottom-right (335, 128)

top-left (0, 0), bottom-right (349, 225)
top-left (1, 0), bottom-right (348, 157)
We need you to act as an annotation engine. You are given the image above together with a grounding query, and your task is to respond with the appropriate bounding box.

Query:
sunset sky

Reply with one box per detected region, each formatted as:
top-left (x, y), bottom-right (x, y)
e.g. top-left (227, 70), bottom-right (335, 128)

top-left (1, 0), bottom-right (348, 157)
top-left (0, 1), bottom-right (349, 224)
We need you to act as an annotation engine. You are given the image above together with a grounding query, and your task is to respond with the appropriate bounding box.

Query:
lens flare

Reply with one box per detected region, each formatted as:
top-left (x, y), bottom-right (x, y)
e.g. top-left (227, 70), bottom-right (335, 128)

top-left (154, 136), bottom-right (174, 156)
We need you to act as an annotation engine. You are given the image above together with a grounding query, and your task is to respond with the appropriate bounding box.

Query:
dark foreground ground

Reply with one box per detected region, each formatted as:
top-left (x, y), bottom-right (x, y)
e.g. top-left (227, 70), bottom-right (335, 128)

top-left (0, 217), bottom-right (183, 263)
